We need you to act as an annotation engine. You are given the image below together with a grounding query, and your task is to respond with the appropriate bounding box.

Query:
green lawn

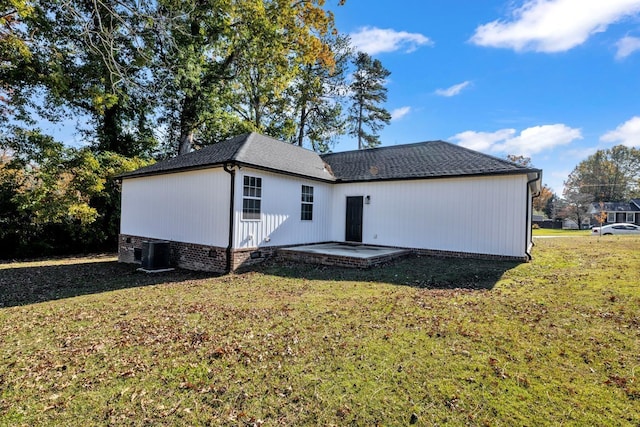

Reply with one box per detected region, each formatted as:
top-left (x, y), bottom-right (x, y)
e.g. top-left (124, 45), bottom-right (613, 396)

top-left (1, 237), bottom-right (639, 426)
top-left (532, 227), bottom-right (591, 236)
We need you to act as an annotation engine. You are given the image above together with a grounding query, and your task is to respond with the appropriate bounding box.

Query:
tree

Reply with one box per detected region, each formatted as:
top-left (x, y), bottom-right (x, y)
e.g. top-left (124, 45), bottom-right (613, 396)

top-left (290, 34), bottom-right (350, 152)
top-left (0, 128), bottom-right (152, 257)
top-left (1, 0), bottom-right (34, 117)
top-left (154, 0), bottom-right (344, 154)
top-left (542, 191), bottom-right (557, 219)
top-left (3, 0), bottom-right (158, 157)
top-left (533, 184), bottom-right (554, 215)
top-left (593, 201), bottom-right (607, 235)
top-left (562, 183), bottom-right (593, 229)
top-left (564, 145), bottom-right (640, 202)
top-left (348, 51), bottom-right (391, 150)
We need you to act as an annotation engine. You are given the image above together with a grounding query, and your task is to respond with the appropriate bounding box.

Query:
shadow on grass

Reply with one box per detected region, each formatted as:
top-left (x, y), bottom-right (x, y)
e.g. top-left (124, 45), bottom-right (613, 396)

top-left (257, 254), bottom-right (521, 291)
top-left (0, 257), bottom-right (216, 308)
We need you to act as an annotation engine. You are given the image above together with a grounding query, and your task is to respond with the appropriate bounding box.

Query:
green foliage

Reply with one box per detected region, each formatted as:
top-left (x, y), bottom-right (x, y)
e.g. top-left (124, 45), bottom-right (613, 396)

top-left (1, 0), bottom-right (354, 257)
top-left (565, 145), bottom-right (640, 202)
top-left (0, 129), bottom-right (153, 258)
top-left (3, 0), bottom-right (158, 155)
top-left (0, 0), bottom-right (34, 70)
top-left (152, 0), bottom-right (346, 154)
top-left (0, 237), bottom-right (638, 424)
top-left (290, 34), bottom-right (351, 152)
top-left (561, 145), bottom-right (640, 227)
top-left (348, 51), bottom-right (392, 149)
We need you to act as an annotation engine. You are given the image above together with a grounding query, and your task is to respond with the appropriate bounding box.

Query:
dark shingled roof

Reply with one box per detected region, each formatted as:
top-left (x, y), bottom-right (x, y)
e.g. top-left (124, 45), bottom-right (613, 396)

top-left (592, 202), bottom-right (640, 212)
top-left (320, 140), bottom-right (538, 181)
top-left (120, 133), bottom-right (539, 182)
top-left (119, 132), bottom-right (335, 181)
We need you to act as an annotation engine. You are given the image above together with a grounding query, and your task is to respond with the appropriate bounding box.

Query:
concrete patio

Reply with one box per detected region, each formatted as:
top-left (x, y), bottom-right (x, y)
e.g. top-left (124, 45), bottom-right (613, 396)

top-left (278, 242), bottom-right (410, 268)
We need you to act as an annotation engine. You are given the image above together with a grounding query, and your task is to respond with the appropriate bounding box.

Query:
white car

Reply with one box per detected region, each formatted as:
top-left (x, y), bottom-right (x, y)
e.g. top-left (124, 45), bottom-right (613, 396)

top-left (591, 223), bottom-right (640, 235)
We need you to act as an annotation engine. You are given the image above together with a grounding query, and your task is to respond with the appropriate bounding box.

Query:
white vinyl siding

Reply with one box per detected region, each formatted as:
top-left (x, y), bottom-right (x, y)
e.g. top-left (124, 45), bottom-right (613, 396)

top-left (330, 174), bottom-right (529, 258)
top-left (234, 168), bottom-right (332, 249)
top-left (120, 168), bottom-right (230, 247)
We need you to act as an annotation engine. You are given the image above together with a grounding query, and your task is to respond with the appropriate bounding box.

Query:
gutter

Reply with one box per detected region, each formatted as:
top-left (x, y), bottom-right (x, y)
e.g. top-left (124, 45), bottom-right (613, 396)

top-left (525, 171), bottom-right (542, 260)
top-left (223, 163), bottom-right (236, 273)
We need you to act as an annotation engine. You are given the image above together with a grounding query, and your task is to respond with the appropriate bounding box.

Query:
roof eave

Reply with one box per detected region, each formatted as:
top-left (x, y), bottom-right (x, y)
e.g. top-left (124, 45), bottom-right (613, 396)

top-left (118, 160), bottom-right (336, 183)
top-left (332, 168), bottom-right (540, 184)
top-left (117, 162), bottom-right (227, 180)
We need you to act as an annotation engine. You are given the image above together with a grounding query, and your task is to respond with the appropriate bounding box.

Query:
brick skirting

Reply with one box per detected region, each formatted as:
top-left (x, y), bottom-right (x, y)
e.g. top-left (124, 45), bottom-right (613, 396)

top-left (412, 248), bottom-right (528, 263)
top-left (119, 234), bottom-right (227, 273)
top-left (119, 234), bottom-right (527, 273)
top-left (119, 235), bottom-right (283, 273)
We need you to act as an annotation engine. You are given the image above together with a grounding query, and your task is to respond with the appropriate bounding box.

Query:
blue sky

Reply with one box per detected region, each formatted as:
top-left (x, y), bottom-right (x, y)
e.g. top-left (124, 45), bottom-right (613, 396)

top-left (331, 0), bottom-right (640, 194)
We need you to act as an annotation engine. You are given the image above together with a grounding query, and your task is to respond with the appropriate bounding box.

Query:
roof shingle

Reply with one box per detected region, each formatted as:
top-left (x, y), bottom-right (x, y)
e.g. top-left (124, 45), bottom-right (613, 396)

top-left (119, 133), bottom-right (334, 181)
top-left (320, 140), bottom-right (538, 181)
top-left (120, 133), bottom-right (539, 182)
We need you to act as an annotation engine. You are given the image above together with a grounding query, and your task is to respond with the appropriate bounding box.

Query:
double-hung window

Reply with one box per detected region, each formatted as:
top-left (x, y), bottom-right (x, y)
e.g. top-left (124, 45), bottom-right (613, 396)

top-left (242, 176), bottom-right (262, 220)
top-left (626, 212), bottom-right (635, 223)
top-left (607, 212), bottom-right (615, 223)
top-left (301, 185), bottom-right (313, 221)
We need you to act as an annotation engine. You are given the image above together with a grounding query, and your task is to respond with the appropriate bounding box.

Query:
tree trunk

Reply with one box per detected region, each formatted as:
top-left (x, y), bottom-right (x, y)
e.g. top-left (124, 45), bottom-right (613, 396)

top-left (297, 103), bottom-right (307, 147)
top-left (99, 105), bottom-right (120, 153)
top-left (178, 130), bottom-right (194, 155)
top-left (357, 102), bottom-right (363, 150)
top-left (178, 94), bottom-right (197, 155)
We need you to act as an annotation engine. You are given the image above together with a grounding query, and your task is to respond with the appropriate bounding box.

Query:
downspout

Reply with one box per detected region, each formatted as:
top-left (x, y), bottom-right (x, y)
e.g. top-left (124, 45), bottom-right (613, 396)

top-left (525, 171), bottom-right (541, 261)
top-left (223, 163), bottom-right (236, 273)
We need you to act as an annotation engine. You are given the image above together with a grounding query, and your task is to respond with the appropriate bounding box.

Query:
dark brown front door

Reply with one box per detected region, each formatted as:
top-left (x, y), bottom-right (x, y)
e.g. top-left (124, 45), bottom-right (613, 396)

top-left (345, 196), bottom-right (363, 242)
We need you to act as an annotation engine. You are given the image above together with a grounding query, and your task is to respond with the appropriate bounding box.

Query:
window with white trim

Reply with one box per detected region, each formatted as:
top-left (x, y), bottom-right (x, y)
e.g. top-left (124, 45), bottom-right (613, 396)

top-left (607, 212), bottom-right (615, 223)
top-left (626, 212), bottom-right (635, 223)
top-left (301, 185), bottom-right (313, 221)
top-left (242, 176), bottom-right (262, 220)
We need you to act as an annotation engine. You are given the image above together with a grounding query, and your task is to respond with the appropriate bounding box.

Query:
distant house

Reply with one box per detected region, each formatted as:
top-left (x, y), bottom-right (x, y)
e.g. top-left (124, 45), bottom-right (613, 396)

top-left (562, 219), bottom-right (579, 230)
top-left (118, 132), bottom-right (542, 272)
top-left (589, 200), bottom-right (640, 226)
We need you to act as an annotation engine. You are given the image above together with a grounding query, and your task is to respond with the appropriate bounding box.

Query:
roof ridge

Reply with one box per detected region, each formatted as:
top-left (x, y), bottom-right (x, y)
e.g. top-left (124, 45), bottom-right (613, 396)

top-left (321, 140), bottom-right (444, 158)
top-left (231, 132), bottom-right (255, 161)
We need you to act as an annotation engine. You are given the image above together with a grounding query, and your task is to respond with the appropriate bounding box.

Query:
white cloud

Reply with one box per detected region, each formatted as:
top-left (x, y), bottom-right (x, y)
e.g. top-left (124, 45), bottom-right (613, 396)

top-left (349, 27), bottom-right (433, 55)
top-left (391, 106), bottom-right (411, 121)
top-left (449, 129), bottom-right (516, 152)
top-left (600, 116), bottom-right (640, 146)
top-left (451, 124), bottom-right (582, 156)
top-left (435, 81), bottom-right (471, 97)
top-left (470, 0), bottom-right (640, 53)
top-left (616, 36), bottom-right (640, 58)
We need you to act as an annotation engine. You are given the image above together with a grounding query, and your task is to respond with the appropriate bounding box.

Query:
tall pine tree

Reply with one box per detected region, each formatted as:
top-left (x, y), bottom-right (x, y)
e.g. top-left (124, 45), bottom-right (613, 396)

top-left (348, 52), bottom-right (391, 150)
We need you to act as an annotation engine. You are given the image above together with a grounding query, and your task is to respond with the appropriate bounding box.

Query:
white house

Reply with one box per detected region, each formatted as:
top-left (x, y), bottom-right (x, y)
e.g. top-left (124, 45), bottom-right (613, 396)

top-left (118, 132), bottom-right (542, 272)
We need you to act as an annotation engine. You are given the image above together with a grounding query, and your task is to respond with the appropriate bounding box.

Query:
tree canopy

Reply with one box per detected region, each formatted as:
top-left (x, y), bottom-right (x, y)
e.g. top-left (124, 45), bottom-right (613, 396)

top-left (564, 145), bottom-right (640, 203)
top-left (2, 0), bottom-right (376, 258)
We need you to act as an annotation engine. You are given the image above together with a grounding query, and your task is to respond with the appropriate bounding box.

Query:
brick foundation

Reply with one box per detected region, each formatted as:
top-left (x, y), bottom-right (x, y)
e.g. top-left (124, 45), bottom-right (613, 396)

top-left (119, 234), bottom-right (527, 273)
top-left (412, 248), bottom-right (528, 263)
top-left (119, 234), bottom-right (228, 273)
top-left (276, 248), bottom-right (410, 268)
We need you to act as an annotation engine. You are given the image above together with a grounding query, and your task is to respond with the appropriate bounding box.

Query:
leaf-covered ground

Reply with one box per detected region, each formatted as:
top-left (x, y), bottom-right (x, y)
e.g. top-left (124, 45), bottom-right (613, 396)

top-left (0, 237), bottom-right (638, 426)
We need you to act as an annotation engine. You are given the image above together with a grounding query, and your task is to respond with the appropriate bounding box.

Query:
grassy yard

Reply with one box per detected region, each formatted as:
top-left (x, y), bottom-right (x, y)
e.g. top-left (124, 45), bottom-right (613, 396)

top-left (532, 228), bottom-right (591, 236)
top-left (0, 237), bottom-right (638, 426)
